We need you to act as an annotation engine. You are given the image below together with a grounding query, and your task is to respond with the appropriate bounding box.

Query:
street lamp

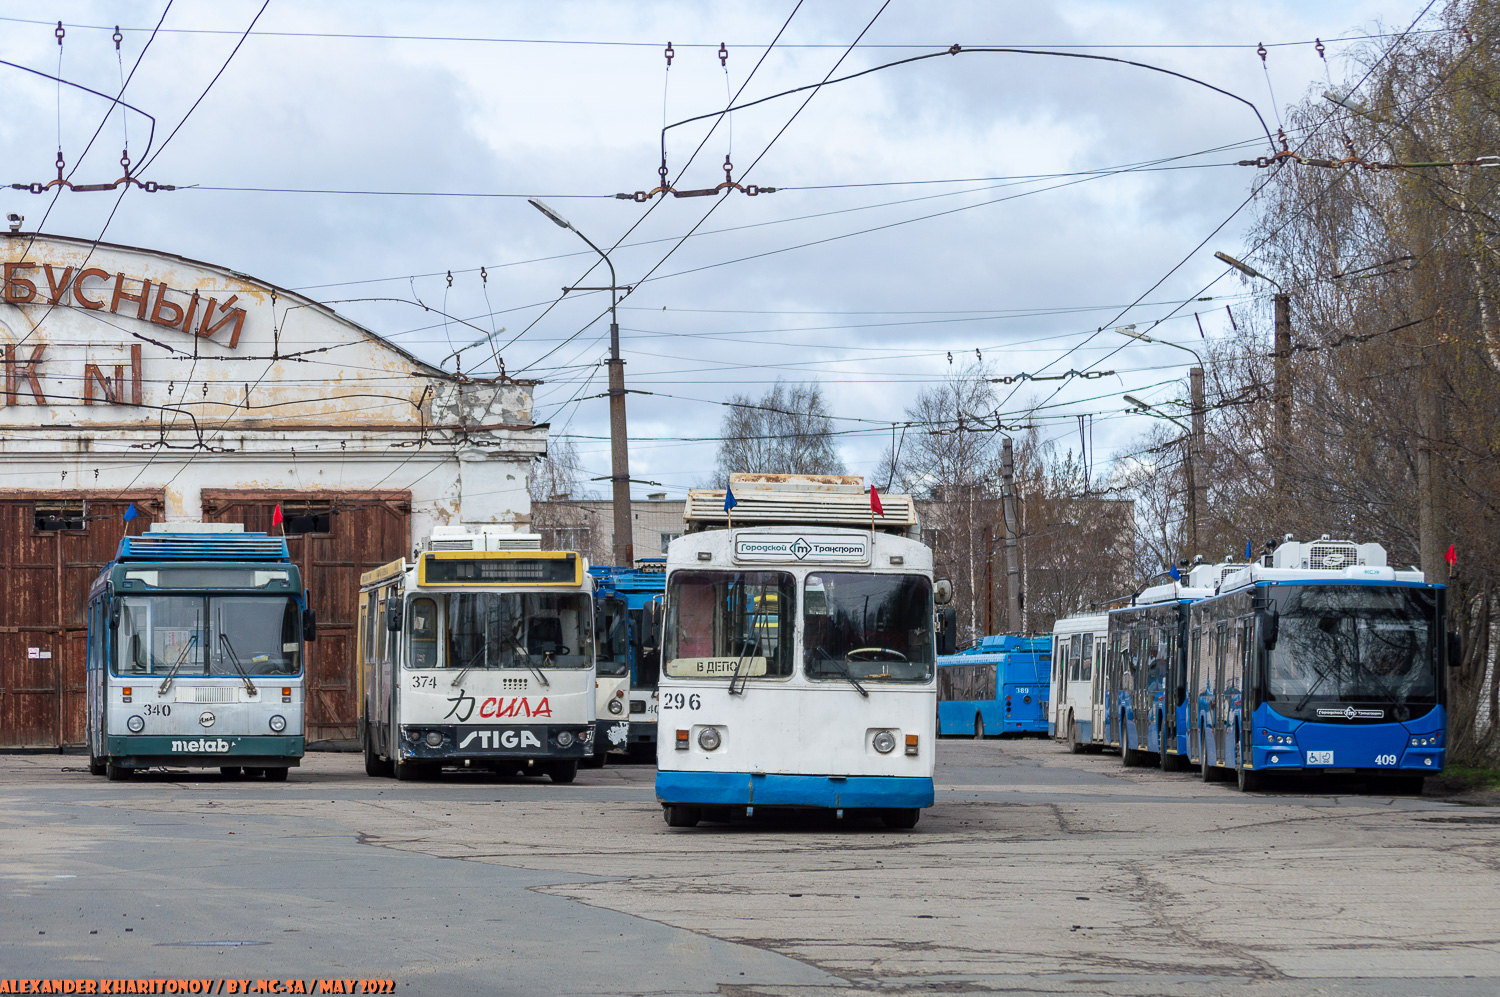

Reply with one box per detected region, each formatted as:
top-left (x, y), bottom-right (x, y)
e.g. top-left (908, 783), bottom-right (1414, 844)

top-left (1213, 251), bottom-right (1281, 289)
top-left (1120, 322), bottom-right (1207, 555)
top-left (528, 198), bottom-right (635, 566)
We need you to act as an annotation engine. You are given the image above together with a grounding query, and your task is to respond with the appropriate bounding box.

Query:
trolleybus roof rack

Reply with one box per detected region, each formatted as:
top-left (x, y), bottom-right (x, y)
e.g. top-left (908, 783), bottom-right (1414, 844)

top-left (420, 525), bottom-right (543, 552)
top-left (685, 473), bottom-right (919, 537)
top-left (1215, 537), bottom-right (1423, 592)
top-left (118, 524), bottom-right (289, 562)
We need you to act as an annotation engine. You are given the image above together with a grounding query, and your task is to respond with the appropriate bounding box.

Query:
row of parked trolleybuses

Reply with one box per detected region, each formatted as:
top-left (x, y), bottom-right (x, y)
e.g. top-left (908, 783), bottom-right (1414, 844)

top-left (1045, 536), bottom-right (1451, 793)
top-left (83, 475), bottom-right (950, 829)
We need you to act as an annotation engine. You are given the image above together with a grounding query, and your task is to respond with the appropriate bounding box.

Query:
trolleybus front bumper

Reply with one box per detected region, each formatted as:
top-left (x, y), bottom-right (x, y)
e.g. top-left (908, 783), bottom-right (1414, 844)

top-left (1248, 707), bottom-right (1446, 776)
top-left (595, 719), bottom-right (631, 754)
top-left (105, 734), bottom-right (304, 768)
top-left (656, 770), bottom-right (934, 810)
top-left (398, 724), bottom-right (593, 761)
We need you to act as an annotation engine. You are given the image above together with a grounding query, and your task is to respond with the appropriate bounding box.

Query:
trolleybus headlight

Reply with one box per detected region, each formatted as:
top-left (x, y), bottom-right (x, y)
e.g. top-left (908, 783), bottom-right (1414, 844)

top-left (269, 714), bottom-right (287, 733)
top-left (126, 715), bottom-right (145, 733)
top-left (697, 727), bottom-right (721, 751)
top-left (425, 731), bottom-right (443, 747)
top-left (557, 730), bottom-right (576, 748)
top-left (872, 730), bottom-right (897, 754)
top-left (608, 699), bottom-right (624, 715)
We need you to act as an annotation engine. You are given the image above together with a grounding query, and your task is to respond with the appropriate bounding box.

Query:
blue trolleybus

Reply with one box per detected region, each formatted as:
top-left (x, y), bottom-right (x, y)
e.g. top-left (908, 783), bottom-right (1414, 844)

top-left (1188, 537), bottom-right (1449, 792)
top-left (937, 635), bottom-right (1051, 737)
top-left (589, 560), bottom-right (666, 761)
top-left (85, 524), bottom-right (315, 780)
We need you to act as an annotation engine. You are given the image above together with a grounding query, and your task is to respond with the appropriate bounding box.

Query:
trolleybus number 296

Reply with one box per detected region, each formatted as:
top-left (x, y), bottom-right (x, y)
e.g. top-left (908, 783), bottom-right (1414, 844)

top-left (661, 692), bottom-right (701, 710)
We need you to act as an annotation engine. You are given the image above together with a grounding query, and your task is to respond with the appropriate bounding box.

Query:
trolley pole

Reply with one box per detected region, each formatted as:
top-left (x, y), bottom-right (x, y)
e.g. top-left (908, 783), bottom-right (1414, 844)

top-left (529, 198), bottom-right (635, 566)
top-left (1001, 437), bottom-right (1022, 634)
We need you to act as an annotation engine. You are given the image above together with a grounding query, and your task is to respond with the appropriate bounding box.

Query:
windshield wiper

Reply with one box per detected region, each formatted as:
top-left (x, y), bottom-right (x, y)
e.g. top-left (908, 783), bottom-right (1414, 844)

top-left (516, 645), bottom-right (550, 687)
top-left (450, 644), bottom-right (488, 687)
top-left (814, 648), bottom-right (868, 697)
top-left (156, 634), bottom-right (199, 695)
top-left (217, 632), bottom-right (257, 695)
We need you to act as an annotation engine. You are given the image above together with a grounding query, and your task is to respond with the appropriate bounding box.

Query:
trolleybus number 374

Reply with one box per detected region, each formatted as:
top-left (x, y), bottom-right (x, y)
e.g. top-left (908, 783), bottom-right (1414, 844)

top-left (661, 693), bottom-right (701, 710)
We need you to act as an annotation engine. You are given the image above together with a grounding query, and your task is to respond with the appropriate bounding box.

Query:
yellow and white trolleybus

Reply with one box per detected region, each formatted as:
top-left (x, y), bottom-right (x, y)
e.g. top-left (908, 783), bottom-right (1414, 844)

top-left (358, 528), bottom-right (595, 782)
top-left (656, 475), bottom-right (946, 829)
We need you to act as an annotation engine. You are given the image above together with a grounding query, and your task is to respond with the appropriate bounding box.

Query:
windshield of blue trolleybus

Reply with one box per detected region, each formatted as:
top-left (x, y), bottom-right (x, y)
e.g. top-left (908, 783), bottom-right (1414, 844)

top-left (115, 596), bottom-right (302, 676)
top-left (804, 573), bottom-right (934, 683)
top-left (1264, 586), bottom-right (1439, 717)
top-left (404, 593), bottom-right (593, 669)
top-left (664, 571), bottom-right (796, 678)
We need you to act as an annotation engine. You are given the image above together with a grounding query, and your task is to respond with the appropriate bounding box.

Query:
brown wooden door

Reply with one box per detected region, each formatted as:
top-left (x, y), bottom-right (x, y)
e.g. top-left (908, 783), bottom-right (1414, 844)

top-left (0, 494), bottom-right (159, 748)
top-left (201, 491), bottom-right (410, 745)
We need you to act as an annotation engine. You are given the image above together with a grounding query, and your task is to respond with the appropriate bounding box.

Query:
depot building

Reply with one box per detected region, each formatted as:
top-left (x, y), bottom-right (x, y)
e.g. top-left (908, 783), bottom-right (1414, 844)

top-left (0, 232), bottom-right (547, 749)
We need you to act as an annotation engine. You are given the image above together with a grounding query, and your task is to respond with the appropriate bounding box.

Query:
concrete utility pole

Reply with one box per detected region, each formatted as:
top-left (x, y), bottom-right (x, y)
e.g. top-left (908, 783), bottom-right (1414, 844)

top-left (529, 199), bottom-right (634, 565)
top-left (1273, 292), bottom-right (1292, 497)
top-left (1001, 437), bottom-right (1022, 634)
top-left (1417, 372), bottom-right (1447, 583)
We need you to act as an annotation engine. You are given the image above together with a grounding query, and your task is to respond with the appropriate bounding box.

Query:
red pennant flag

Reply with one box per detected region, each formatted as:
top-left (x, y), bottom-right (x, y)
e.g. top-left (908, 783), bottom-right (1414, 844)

top-left (870, 485), bottom-right (884, 517)
top-left (272, 504), bottom-right (284, 527)
top-left (1445, 543), bottom-right (1457, 568)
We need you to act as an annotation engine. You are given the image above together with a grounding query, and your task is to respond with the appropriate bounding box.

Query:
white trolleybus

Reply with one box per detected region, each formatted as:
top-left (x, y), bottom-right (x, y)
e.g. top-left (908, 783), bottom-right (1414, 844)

top-left (656, 474), bottom-right (947, 829)
top-left (1047, 612), bottom-right (1108, 753)
top-left (85, 524), bottom-right (315, 780)
top-left (358, 527), bottom-right (595, 782)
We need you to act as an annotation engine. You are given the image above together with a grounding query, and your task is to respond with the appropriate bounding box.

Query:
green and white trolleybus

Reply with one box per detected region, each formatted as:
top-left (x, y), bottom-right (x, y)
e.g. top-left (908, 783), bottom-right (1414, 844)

top-left (85, 524), bottom-right (315, 780)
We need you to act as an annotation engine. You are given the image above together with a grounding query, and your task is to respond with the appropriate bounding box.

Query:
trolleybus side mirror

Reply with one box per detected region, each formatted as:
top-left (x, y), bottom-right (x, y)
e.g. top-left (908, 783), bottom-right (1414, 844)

top-left (934, 578), bottom-right (954, 606)
top-left (302, 596), bottom-right (318, 643)
top-left (1260, 609), bottom-right (1279, 650)
top-left (109, 601), bottom-right (121, 629)
top-left (1448, 630), bottom-right (1462, 666)
top-left (937, 606), bottom-right (958, 656)
top-left (386, 603), bottom-right (403, 632)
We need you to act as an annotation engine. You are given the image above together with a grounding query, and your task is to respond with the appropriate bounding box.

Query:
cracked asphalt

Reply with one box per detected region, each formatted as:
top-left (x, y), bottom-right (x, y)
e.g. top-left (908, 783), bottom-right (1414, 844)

top-left (2, 738), bottom-right (1497, 996)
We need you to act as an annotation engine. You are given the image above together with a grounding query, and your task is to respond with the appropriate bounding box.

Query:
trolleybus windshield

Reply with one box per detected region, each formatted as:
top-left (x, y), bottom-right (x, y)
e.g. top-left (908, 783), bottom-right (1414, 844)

top-left (1264, 586), bottom-right (1439, 716)
top-left (404, 593), bottom-right (594, 670)
top-left (595, 596), bottom-right (630, 677)
top-left (804, 572), bottom-right (934, 683)
top-left (664, 571), bottom-right (796, 678)
top-left (115, 595), bottom-right (302, 676)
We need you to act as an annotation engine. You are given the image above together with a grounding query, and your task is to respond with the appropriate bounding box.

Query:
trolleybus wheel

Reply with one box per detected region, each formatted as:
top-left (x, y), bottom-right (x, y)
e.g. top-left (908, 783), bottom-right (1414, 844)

top-left (546, 760), bottom-right (579, 784)
top-left (663, 804), bottom-right (700, 828)
top-left (242, 767), bottom-right (265, 779)
top-left (364, 729), bottom-right (393, 778)
top-left (881, 808), bottom-right (921, 830)
top-left (974, 714), bottom-right (985, 740)
top-left (106, 760), bottom-right (132, 781)
top-left (220, 766), bottom-right (242, 779)
top-left (89, 751), bottom-right (106, 776)
top-left (1067, 717), bottom-right (1085, 755)
top-left (1236, 764), bottom-right (1265, 792)
top-left (264, 767), bottom-right (288, 782)
top-left (580, 743), bottom-right (606, 769)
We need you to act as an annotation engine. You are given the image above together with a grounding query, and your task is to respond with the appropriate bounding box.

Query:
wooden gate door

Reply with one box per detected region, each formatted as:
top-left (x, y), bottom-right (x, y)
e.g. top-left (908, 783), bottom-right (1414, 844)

top-left (0, 494), bottom-right (160, 748)
top-left (201, 490), bottom-right (410, 746)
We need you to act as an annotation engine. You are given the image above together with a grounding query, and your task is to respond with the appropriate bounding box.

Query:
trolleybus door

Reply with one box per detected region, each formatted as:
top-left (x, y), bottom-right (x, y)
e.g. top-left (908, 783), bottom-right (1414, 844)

top-left (1212, 621), bottom-right (1229, 765)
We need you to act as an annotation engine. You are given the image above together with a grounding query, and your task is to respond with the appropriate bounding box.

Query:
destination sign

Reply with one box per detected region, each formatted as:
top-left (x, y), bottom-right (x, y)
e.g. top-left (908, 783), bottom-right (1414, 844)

top-left (733, 534), bottom-right (869, 564)
top-left (421, 553), bottom-right (578, 585)
top-left (664, 656), bottom-right (768, 678)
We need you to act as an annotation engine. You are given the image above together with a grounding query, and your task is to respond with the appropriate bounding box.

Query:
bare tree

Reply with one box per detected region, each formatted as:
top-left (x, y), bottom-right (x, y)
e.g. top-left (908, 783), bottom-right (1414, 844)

top-left (529, 437), bottom-right (590, 502)
top-left (712, 381), bottom-right (846, 483)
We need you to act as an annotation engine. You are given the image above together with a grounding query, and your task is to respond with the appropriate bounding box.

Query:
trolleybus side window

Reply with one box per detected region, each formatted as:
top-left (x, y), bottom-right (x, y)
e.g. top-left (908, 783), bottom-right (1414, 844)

top-left (1068, 635), bottom-right (1081, 682)
top-left (1081, 634), bottom-right (1093, 682)
top-left (409, 596), bottom-right (439, 669)
top-left (664, 570), bottom-right (796, 679)
top-left (804, 572), bottom-right (934, 683)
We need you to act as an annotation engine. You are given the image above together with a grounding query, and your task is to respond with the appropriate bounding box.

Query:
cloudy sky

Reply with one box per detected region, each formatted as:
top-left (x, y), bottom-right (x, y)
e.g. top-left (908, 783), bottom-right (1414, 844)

top-left (0, 0), bottom-right (1427, 497)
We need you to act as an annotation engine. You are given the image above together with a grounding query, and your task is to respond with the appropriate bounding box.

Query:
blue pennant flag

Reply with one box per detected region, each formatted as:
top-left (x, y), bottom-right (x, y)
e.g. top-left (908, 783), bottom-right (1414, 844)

top-left (122, 502), bottom-right (139, 523)
top-left (723, 484), bottom-right (737, 514)
top-left (1169, 564), bottom-right (1181, 581)
top-left (1245, 539), bottom-right (1253, 559)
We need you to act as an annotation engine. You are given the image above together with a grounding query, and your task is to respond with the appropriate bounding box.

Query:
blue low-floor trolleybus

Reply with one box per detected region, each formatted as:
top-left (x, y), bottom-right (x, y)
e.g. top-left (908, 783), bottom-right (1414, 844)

top-left (655, 474), bottom-right (950, 829)
top-left (588, 560), bottom-right (666, 763)
top-left (358, 526), bottom-right (595, 783)
top-left (1047, 613), bottom-right (1108, 752)
top-left (937, 635), bottom-right (1051, 737)
top-left (1188, 536), bottom-right (1450, 792)
top-left (1106, 563), bottom-right (1233, 771)
top-left (85, 523), bottom-right (316, 781)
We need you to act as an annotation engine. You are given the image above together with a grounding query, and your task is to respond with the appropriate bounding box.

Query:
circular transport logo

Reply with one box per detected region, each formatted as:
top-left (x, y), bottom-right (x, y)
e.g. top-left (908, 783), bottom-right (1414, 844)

top-left (199, 711), bottom-right (216, 728)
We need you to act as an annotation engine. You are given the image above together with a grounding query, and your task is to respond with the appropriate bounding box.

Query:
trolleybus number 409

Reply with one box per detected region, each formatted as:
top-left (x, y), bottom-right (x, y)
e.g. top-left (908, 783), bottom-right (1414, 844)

top-left (661, 692), bottom-right (701, 710)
